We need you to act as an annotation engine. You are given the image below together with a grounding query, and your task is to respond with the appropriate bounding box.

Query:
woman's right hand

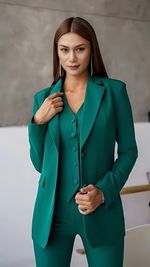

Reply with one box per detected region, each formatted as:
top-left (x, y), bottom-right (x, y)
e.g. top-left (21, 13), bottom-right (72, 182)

top-left (33, 92), bottom-right (64, 124)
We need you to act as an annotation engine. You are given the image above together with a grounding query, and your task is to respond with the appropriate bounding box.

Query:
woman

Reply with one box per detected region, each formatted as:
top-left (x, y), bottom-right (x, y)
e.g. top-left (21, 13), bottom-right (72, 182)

top-left (28, 17), bottom-right (138, 267)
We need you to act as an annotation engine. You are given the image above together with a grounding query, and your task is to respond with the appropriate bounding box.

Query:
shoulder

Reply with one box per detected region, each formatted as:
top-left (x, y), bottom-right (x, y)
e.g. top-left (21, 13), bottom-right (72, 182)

top-left (34, 84), bottom-right (54, 100)
top-left (95, 76), bottom-right (127, 99)
top-left (95, 76), bottom-right (126, 89)
top-left (105, 77), bottom-right (126, 88)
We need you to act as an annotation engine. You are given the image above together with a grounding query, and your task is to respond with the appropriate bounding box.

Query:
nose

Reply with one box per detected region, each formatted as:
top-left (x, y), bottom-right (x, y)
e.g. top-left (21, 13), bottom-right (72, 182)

top-left (69, 50), bottom-right (76, 62)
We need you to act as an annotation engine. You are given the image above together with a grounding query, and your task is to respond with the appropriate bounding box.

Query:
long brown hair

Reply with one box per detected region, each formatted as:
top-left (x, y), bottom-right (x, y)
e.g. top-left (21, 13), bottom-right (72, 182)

top-left (52, 17), bottom-right (108, 84)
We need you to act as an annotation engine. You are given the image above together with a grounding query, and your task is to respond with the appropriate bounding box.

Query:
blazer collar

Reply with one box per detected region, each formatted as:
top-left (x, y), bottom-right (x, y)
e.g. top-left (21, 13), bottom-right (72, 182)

top-left (48, 75), bottom-right (106, 153)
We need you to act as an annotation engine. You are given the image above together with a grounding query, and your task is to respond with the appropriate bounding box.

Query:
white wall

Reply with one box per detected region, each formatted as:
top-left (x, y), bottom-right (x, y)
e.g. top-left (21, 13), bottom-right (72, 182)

top-left (0, 123), bottom-right (149, 266)
top-left (0, 126), bottom-right (37, 267)
top-left (122, 123), bottom-right (150, 229)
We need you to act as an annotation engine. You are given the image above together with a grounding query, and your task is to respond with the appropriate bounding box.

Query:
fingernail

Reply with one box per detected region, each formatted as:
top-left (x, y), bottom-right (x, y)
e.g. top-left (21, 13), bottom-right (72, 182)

top-left (80, 188), bottom-right (84, 192)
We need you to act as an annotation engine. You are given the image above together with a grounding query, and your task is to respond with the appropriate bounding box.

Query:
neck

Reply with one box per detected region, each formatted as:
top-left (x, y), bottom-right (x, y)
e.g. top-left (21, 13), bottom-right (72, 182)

top-left (63, 72), bottom-right (89, 93)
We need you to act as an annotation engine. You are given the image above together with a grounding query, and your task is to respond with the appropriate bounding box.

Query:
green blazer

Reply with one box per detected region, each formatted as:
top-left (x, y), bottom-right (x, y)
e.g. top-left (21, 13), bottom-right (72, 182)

top-left (28, 75), bottom-right (138, 248)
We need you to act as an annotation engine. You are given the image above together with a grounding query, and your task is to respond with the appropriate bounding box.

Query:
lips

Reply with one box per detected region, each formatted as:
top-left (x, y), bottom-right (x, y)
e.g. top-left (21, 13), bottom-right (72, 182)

top-left (68, 65), bottom-right (80, 70)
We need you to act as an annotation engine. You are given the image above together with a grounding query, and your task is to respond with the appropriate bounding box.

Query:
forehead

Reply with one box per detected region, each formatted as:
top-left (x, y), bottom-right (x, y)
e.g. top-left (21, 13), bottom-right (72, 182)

top-left (58, 32), bottom-right (90, 47)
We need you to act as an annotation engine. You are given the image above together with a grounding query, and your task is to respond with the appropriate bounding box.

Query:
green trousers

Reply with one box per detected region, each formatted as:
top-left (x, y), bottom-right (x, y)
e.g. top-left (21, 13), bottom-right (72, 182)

top-left (33, 192), bottom-right (124, 267)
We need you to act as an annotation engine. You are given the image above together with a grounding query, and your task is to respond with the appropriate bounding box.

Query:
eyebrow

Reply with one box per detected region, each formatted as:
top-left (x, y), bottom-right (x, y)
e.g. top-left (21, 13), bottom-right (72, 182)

top-left (58, 43), bottom-right (87, 48)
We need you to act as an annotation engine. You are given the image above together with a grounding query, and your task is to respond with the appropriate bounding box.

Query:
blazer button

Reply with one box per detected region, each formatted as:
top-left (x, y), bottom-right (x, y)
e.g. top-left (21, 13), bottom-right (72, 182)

top-left (74, 179), bottom-right (78, 184)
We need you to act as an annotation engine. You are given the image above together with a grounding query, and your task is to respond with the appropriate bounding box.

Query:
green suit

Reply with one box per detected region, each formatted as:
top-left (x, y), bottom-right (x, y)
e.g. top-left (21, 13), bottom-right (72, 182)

top-left (28, 75), bottom-right (138, 250)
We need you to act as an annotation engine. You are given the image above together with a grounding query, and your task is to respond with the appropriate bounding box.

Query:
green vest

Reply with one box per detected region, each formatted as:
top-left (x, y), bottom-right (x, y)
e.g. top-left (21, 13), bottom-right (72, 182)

top-left (56, 92), bottom-right (84, 202)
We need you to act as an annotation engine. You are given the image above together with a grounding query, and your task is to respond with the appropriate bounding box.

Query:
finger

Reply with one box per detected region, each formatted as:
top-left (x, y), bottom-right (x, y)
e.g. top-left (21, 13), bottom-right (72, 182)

top-left (78, 207), bottom-right (91, 215)
top-left (78, 204), bottom-right (89, 210)
top-left (54, 106), bottom-right (63, 113)
top-left (75, 192), bottom-right (89, 201)
top-left (52, 96), bottom-right (64, 103)
top-left (81, 184), bottom-right (95, 192)
top-left (86, 189), bottom-right (97, 197)
top-left (76, 193), bottom-right (95, 204)
top-left (48, 92), bottom-right (64, 99)
top-left (78, 205), bottom-right (87, 212)
top-left (78, 206), bottom-right (87, 211)
top-left (44, 95), bottom-right (62, 107)
top-left (53, 100), bottom-right (64, 108)
top-left (76, 199), bottom-right (91, 206)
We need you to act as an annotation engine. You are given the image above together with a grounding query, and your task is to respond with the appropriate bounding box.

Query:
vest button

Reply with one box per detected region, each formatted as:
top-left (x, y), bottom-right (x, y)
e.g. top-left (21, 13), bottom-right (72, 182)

top-left (72, 147), bottom-right (77, 151)
top-left (74, 162), bottom-right (77, 166)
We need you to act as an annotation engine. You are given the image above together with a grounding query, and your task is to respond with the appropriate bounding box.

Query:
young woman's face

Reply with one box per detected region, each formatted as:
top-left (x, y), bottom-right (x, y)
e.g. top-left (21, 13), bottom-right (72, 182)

top-left (57, 32), bottom-right (91, 77)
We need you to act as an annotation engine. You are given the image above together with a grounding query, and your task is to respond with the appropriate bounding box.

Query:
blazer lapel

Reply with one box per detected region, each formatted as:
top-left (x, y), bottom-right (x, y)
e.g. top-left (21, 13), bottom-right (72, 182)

top-left (47, 79), bottom-right (62, 153)
top-left (80, 76), bottom-right (106, 151)
top-left (47, 76), bottom-right (106, 153)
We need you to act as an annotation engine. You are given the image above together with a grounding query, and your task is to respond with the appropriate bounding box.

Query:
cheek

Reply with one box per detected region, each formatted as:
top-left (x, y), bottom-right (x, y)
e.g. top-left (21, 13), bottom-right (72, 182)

top-left (57, 50), bottom-right (66, 62)
top-left (59, 54), bottom-right (68, 63)
top-left (81, 53), bottom-right (90, 66)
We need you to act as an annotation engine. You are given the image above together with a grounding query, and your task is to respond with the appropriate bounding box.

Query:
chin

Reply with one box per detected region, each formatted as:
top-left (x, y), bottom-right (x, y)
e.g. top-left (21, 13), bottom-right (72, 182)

top-left (67, 69), bottom-right (88, 77)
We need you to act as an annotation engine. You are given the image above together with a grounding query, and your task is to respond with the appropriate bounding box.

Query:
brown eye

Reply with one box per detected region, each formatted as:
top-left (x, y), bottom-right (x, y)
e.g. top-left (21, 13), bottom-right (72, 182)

top-left (60, 48), bottom-right (68, 53)
top-left (77, 47), bottom-right (85, 52)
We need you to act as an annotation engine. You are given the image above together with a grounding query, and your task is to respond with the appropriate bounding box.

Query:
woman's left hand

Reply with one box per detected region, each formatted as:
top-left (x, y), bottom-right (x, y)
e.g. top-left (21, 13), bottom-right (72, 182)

top-left (75, 184), bottom-right (104, 215)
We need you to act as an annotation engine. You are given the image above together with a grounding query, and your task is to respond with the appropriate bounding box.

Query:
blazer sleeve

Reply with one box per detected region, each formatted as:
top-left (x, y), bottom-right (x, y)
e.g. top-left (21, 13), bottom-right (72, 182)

top-left (95, 82), bottom-right (138, 208)
top-left (28, 93), bottom-right (48, 173)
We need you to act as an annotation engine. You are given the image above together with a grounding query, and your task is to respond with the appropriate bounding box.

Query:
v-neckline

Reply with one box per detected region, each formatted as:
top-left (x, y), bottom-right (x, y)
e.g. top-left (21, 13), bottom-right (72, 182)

top-left (63, 93), bottom-right (84, 116)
